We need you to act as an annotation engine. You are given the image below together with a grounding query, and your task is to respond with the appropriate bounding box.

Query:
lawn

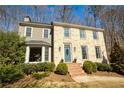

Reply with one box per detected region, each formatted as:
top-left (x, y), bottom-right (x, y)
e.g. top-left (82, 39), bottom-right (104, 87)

top-left (1, 71), bottom-right (124, 88)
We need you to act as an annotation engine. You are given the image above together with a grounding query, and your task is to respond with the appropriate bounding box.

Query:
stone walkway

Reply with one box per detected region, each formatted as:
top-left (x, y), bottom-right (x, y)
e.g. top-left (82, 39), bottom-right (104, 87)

top-left (72, 75), bottom-right (124, 83)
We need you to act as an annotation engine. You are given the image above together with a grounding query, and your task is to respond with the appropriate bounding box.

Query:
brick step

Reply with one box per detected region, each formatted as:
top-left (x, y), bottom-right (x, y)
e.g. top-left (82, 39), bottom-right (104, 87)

top-left (70, 73), bottom-right (84, 76)
top-left (68, 66), bottom-right (82, 69)
top-left (67, 63), bottom-right (84, 77)
top-left (67, 64), bottom-right (81, 66)
top-left (70, 73), bottom-right (84, 77)
top-left (68, 66), bottom-right (81, 69)
top-left (68, 68), bottom-right (83, 72)
top-left (69, 71), bottom-right (83, 74)
top-left (67, 63), bottom-right (81, 66)
top-left (68, 66), bottom-right (81, 68)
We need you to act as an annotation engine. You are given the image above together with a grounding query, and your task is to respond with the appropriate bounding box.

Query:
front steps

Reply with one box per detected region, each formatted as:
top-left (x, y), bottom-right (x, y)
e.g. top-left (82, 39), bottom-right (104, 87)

top-left (67, 63), bottom-right (85, 77)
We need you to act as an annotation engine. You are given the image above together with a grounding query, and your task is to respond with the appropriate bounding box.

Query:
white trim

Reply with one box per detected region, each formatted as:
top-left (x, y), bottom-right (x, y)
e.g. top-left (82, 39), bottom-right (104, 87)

top-left (24, 26), bottom-right (33, 38)
top-left (25, 46), bottom-right (30, 63)
top-left (64, 27), bottom-right (71, 38)
top-left (81, 45), bottom-right (89, 60)
top-left (42, 28), bottom-right (51, 39)
top-left (49, 47), bottom-right (51, 62)
top-left (95, 46), bottom-right (102, 59)
top-left (42, 46), bottom-right (45, 62)
top-left (92, 31), bottom-right (98, 40)
top-left (80, 29), bottom-right (86, 39)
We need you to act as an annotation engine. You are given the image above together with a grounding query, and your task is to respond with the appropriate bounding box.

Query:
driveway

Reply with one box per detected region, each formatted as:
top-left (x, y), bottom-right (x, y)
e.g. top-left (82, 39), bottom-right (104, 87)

top-left (72, 75), bottom-right (124, 83)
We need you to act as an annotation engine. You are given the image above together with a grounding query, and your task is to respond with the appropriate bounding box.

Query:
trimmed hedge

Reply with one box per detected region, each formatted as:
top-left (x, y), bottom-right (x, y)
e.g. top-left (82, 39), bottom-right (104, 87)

top-left (95, 63), bottom-right (112, 72)
top-left (32, 72), bottom-right (50, 80)
top-left (0, 64), bottom-right (24, 83)
top-left (55, 63), bottom-right (68, 75)
top-left (83, 61), bottom-right (97, 74)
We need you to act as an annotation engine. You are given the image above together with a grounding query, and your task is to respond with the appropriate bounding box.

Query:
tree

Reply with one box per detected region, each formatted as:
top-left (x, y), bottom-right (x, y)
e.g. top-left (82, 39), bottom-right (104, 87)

top-left (54, 5), bottom-right (75, 23)
top-left (88, 5), bottom-right (103, 27)
top-left (110, 41), bottom-right (124, 64)
top-left (0, 31), bottom-right (25, 64)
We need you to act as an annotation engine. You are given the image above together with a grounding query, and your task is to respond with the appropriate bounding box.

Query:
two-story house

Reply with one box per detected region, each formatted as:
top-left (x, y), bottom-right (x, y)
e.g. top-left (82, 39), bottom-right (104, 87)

top-left (18, 16), bottom-right (108, 65)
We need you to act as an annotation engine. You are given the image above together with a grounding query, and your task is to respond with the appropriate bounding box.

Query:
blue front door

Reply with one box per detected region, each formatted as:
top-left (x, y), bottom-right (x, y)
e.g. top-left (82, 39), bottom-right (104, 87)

top-left (64, 45), bottom-right (71, 62)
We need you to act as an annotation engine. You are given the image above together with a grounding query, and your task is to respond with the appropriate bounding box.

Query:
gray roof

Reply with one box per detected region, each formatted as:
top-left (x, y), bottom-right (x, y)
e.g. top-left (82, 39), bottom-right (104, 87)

top-left (19, 22), bottom-right (51, 28)
top-left (25, 39), bottom-right (51, 46)
top-left (52, 22), bottom-right (104, 32)
top-left (19, 21), bottom-right (104, 32)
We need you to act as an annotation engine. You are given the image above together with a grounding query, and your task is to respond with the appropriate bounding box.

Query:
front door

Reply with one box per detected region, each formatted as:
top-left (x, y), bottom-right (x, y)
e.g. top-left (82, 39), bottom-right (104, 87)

top-left (64, 45), bottom-right (71, 62)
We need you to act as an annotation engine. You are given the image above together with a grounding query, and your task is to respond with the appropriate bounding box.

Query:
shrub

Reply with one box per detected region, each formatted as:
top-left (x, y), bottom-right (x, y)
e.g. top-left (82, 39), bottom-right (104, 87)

top-left (36, 62), bottom-right (55, 72)
top-left (83, 61), bottom-right (93, 74)
top-left (111, 63), bottom-right (124, 75)
top-left (92, 63), bottom-right (97, 72)
top-left (55, 63), bottom-right (68, 75)
top-left (32, 72), bottom-right (50, 80)
top-left (18, 63), bottom-right (37, 75)
top-left (95, 63), bottom-right (112, 72)
top-left (43, 62), bottom-right (55, 72)
top-left (110, 42), bottom-right (124, 64)
top-left (0, 31), bottom-right (25, 64)
top-left (0, 64), bottom-right (24, 84)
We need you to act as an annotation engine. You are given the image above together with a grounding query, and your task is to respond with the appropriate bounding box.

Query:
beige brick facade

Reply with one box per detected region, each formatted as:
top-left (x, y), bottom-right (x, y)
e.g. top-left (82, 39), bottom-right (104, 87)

top-left (53, 26), bottom-right (108, 65)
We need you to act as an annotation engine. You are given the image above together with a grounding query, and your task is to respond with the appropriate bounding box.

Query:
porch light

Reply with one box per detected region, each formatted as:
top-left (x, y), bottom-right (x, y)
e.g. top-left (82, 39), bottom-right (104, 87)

top-left (74, 47), bottom-right (76, 52)
top-left (59, 47), bottom-right (61, 52)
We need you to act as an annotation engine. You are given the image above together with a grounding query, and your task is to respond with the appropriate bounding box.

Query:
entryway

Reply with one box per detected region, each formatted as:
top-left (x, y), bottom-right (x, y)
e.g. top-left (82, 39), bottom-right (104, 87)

top-left (64, 44), bottom-right (71, 62)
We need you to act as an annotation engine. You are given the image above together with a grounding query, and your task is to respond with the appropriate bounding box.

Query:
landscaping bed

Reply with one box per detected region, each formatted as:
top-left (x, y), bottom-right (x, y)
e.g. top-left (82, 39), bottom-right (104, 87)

top-left (2, 71), bottom-right (124, 88)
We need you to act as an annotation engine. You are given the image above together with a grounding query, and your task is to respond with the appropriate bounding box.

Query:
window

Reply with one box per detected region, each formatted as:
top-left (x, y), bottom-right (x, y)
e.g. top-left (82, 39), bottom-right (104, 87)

top-left (93, 31), bottom-right (98, 39)
top-left (95, 46), bottom-right (101, 58)
top-left (44, 29), bottom-right (49, 38)
top-left (25, 27), bottom-right (32, 37)
top-left (45, 47), bottom-right (49, 61)
top-left (64, 28), bottom-right (70, 37)
top-left (80, 30), bottom-right (86, 38)
top-left (81, 46), bottom-right (88, 59)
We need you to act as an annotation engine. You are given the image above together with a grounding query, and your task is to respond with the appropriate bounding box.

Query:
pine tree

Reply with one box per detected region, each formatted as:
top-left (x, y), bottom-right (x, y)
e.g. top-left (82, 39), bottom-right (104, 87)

top-left (0, 31), bottom-right (25, 64)
top-left (110, 42), bottom-right (124, 64)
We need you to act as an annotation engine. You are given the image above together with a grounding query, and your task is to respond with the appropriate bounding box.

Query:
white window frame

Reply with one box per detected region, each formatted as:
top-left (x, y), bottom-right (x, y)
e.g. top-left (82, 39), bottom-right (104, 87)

top-left (80, 29), bottom-right (86, 39)
top-left (64, 28), bottom-right (70, 38)
top-left (81, 45), bottom-right (88, 59)
top-left (24, 26), bottom-right (33, 38)
top-left (93, 31), bottom-right (98, 40)
top-left (95, 46), bottom-right (102, 59)
top-left (44, 46), bottom-right (49, 61)
top-left (42, 28), bottom-right (50, 39)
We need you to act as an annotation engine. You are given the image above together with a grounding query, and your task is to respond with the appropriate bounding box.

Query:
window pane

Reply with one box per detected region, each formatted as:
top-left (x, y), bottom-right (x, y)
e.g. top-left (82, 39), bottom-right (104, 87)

top-left (81, 46), bottom-right (88, 59)
top-left (95, 46), bottom-right (101, 58)
top-left (64, 28), bottom-right (69, 37)
top-left (26, 27), bottom-right (31, 37)
top-left (45, 47), bottom-right (49, 61)
top-left (80, 30), bottom-right (85, 38)
top-left (44, 29), bottom-right (48, 38)
top-left (93, 32), bottom-right (97, 39)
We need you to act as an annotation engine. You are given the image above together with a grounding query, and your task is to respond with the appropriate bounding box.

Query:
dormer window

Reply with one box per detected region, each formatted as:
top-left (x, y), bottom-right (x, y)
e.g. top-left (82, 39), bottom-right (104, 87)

top-left (25, 27), bottom-right (32, 37)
